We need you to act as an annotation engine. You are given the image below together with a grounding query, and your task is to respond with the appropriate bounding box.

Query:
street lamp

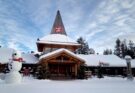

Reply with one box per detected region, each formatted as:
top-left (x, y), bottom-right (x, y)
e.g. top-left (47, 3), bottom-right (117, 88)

top-left (125, 55), bottom-right (134, 81)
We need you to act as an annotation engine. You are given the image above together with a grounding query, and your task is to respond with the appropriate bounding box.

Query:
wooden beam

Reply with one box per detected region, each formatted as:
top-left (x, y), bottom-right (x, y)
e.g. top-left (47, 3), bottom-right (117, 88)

top-left (49, 60), bottom-right (76, 63)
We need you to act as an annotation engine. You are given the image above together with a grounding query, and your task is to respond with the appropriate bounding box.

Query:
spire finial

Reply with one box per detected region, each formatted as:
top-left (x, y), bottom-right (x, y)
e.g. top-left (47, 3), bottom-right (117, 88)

top-left (50, 10), bottom-right (67, 35)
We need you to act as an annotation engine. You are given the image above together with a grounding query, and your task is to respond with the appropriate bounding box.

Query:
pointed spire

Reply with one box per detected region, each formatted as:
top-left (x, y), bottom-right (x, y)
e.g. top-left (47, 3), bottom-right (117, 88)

top-left (50, 10), bottom-right (67, 35)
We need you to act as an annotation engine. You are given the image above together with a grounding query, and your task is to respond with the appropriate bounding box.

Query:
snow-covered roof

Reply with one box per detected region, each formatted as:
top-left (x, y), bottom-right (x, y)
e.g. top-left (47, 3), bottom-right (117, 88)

top-left (22, 53), bottom-right (39, 64)
top-left (0, 48), bottom-right (14, 63)
top-left (131, 59), bottom-right (135, 67)
top-left (37, 34), bottom-right (80, 46)
top-left (77, 54), bottom-right (129, 67)
top-left (39, 48), bottom-right (85, 62)
top-left (40, 50), bottom-right (135, 67)
top-left (0, 48), bottom-right (38, 64)
top-left (1, 48), bottom-right (135, 67)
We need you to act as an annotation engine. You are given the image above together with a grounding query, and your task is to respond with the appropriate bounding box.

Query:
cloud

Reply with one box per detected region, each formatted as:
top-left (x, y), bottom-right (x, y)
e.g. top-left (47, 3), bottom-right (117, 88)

top-left (80, 0), bottom-right (135, 53)
top-left (0, 0), bottom-right (41, 52)
top-left (0, 0), bottom-right (135, 54)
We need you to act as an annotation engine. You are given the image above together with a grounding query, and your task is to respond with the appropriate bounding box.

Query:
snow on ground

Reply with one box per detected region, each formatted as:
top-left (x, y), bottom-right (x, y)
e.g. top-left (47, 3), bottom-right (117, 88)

top-left (0, 76), bottom-right (135, 93)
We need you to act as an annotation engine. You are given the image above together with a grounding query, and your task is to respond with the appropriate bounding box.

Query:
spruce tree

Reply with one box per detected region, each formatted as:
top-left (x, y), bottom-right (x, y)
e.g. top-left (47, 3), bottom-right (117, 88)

top-left (103, 49), bottom-right (112, 55)
top-left (128, 40), bottom-right (134, 50)
top-left (113, 39), bottom-right (135, 59)
top-left (109, 49), bottom-right (112, 54)
top-left (89, 48), bottom-right (95, 54)
top-left (76, 37), bottom-right (95, 55)
top-left (121, 40), bottom-right (127, 58)
top-left (114, 38), bottom-right (122, 57)
top-left (127, 40), bottom-right (135, 58)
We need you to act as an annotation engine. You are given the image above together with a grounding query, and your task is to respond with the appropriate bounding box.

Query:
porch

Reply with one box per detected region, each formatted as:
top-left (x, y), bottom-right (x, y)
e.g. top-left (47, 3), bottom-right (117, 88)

top-left (38, 49), bottom-right (85, 79)
top-left (48, 62), bottom-right (77, 79)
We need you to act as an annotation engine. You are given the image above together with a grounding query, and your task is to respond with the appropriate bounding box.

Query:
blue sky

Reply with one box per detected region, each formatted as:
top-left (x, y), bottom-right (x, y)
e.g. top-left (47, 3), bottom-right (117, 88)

top-left (0, 0), bottom-right (135, 53)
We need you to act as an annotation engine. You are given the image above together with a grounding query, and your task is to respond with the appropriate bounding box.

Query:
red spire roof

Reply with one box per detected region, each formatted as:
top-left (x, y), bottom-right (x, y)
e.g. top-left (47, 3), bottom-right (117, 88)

top-left (50, 10), bottom-right (67, 35)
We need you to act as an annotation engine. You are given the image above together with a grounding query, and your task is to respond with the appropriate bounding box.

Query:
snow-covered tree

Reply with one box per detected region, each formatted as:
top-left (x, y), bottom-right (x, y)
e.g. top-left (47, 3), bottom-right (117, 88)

top-left (103, 49), bottom-right (112, 55)
top-left (31, 51), bottom-right (35, 53)
top-left (128, 40), bottom-right (134, 50)
top-left (88, 48), bottom-right (95, 54)
top-left (127, 40), bottom-right (135, 58)
top-left (114, 38), bottom-right (122, 58)
top-left (121, 40), bottom-right (128, 58)
top-left (114, 39), bottom-right (135, 59)
top-left (76, 37), bottom-right (95, 55)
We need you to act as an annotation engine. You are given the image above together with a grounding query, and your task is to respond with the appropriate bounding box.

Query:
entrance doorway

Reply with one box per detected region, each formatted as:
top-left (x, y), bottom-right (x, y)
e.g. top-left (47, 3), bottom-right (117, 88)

top-left (48, 63), bottom-right (76, 79)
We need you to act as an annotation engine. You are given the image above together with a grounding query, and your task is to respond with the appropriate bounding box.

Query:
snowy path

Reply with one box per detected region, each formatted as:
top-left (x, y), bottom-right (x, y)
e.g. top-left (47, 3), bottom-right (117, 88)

top-left (0, 77), bottom-right (135, 93)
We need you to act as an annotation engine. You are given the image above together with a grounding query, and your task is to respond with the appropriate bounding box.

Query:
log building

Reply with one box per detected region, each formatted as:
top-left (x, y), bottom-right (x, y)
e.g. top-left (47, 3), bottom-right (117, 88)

top-left (36, 10), bottom-right (85, 79)
top-left (0, 10), bottom-right (135, 79)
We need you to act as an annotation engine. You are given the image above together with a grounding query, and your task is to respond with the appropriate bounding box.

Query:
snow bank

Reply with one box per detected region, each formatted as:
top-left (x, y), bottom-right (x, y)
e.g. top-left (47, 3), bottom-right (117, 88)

top-left (0, 77), bottom-right (135, 93)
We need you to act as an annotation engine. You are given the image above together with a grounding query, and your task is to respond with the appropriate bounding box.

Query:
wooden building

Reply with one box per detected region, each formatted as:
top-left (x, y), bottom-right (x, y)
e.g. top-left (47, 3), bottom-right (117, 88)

top-left (0, 10), bottom-right (135, 79)
top-left (36, 10), bottom-right (85, 79)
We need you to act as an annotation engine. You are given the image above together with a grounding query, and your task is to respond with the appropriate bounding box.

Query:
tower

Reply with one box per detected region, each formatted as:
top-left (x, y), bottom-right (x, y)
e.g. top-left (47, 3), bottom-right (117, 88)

top-left (36, 10), bottom-right (81, 53)
top-left (51, 10), bottom-right (67, 35)
top-left (36, 10), bottom-right (85, 79)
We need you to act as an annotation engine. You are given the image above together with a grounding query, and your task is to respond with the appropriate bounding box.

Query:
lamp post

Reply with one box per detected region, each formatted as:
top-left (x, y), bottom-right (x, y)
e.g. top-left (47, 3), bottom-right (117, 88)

top-left (125, 55), bottom-right (134, 81)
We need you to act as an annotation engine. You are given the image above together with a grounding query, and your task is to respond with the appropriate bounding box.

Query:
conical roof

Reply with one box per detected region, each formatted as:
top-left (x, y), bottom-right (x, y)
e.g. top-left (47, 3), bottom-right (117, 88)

top-left (50, 10), bottom-right (67, 35)
top-left (36, 10), bottom-right (81, 52)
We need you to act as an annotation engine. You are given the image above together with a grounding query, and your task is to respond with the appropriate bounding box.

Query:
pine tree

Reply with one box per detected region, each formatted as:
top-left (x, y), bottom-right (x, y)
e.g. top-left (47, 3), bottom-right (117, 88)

top-left (114, 38), bottom-right (122, 58)
top-left (82, 42), bottom-right (90, 54)
top-left (109, 49), bottom-right (112, 54)
top-left (34, 53), bottom-right (40, 58)
top-left (121, 40), bottom-right (127, 58)
top-left (31, 51), bottom-right (35, 53)
top-left (77, 37), bottom-right (85, 45)
top-left (113, 39), bottom-right (135, 59)
top-left (88, 48), bottom-right (95, 54)
top-left (103, 49), bottom-right (108, 55)
top-left (128, 40), bottom-right (134, 50)
top-left (76, 37), bottom-right (95, 55)
top-left (36, 64), bottom-right (50, 79)
top-left (103, 50), bottom-right (106, 55)
top-left (127, 40), bottom-right (135, 58)
top-left (103, 49), bottom-right (112, 55)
